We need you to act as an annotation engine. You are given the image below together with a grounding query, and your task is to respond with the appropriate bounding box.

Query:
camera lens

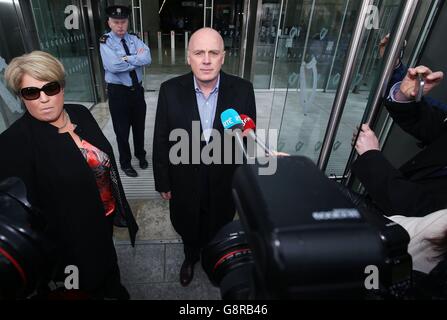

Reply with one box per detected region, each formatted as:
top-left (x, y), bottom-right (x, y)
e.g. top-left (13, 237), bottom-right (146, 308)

top-left (201, 220), bottom-right (254, 299)
top-left (0, 182), bottom-right (51, 299)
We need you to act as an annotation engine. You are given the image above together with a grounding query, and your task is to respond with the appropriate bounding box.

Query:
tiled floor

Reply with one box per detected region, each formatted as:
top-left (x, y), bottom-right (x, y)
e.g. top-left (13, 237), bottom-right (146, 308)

top-left (94, 87), bottom-right (370, 300)
top-left (116, 243), bottom-right (220, 300)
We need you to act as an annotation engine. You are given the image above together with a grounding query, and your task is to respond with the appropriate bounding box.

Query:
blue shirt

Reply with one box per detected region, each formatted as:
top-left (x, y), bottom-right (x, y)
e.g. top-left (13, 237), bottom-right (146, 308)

top-left (388, 63), bottom-right (447, 112)
top-left (99, 31), bottom-right (151, 87)
top-left (388, 82), bottom-right (413, 103)
top-left (194, 76), bottom-right (220, 143)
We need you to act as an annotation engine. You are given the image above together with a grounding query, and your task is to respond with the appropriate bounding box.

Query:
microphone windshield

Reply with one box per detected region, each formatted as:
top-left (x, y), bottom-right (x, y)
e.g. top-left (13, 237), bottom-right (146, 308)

top-left (221, 108), bottom-right (243, 130)
top-left (240, 114), bottom-right (256, 131)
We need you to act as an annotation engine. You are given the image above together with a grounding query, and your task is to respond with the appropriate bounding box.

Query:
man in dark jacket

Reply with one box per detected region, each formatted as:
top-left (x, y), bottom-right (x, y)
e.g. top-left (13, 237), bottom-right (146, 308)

top-left (152, 28), bottom-right (256, 286)
top-left (352, 65), bottom-right (446, 217)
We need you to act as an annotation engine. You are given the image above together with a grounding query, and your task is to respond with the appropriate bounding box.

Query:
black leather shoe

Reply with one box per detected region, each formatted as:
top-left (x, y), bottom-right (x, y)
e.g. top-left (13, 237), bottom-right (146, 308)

top-left (180, 259), bottom-right (196, 287)
top-left (121, 166), bottom-right (138, 177)
top-left (139, 158), bottom-right (149, 170)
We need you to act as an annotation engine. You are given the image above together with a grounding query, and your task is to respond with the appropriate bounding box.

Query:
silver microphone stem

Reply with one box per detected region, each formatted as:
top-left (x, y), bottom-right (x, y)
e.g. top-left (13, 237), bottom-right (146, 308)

top-left (233, 129), bottom-right (249, 159)
top-left (247, 130), bottom-right (274, 156)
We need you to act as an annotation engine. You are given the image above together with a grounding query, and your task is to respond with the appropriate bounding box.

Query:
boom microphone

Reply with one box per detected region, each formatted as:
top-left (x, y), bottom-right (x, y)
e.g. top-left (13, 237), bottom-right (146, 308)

top-left (220, 108), bottom-right (248, 159)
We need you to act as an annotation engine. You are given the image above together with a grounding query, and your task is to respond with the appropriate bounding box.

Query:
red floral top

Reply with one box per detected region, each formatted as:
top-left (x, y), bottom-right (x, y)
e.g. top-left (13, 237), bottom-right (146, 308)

top-left (79, 139), bottom-right (116, 216)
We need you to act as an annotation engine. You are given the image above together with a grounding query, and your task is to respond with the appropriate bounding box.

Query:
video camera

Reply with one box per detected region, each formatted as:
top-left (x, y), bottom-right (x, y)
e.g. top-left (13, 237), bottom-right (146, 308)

top-left (202, 156), bottom-right (413, 299)
top-left (0, 177), bottom-right (54, 299)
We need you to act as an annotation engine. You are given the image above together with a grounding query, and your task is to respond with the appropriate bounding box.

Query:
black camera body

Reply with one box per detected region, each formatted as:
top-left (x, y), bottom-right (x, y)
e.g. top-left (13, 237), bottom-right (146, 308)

top-left (0, 177), bottom-right (54, 299)
top-left (203, 156), bottom-right (412, 299)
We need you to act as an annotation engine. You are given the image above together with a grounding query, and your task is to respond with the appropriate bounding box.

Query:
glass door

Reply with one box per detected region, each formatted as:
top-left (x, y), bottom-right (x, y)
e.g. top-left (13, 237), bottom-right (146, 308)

top-left (272, 0), bottom-right (371, 165)
top-left (0, 0), bottom-right (28, 133)
top-left (252, 0), bottom-right (283, 89)
top-left (143, 0), bottom-right (203, 90)
top-left (0, 57), bottom-right (23, 134)
top-left (270, 0), bottom-right (432, 177)
top-left (30, 0), bottom-right (96, 105)
top-left (212, 0), bottom-right (245, 76)
top-left (324, 0), bottom-right (402, 176)
top-left (142, 0), bottom-right (247, 90)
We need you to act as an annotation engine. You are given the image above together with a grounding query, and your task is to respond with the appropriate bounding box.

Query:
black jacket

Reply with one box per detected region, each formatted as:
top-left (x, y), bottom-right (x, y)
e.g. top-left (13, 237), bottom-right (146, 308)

top-left (152, 72), bottom-right (256, 245)
top-left (0, 104), bottom-right (138, 291)
top-left (352, 98), bottom-right (447, 217)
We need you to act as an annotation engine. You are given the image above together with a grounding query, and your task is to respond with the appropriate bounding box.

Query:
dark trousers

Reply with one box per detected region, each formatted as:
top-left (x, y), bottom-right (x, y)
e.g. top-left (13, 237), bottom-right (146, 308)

top-left (88, 214), bottom-right (129, 299)
top-left (39, 215), bottom-right (129, 300)
top-left (184, 164), bottom-right (213, 262)
top-left (100, 214), bottom-right (129, 299)
top-left (107, 83), bottom-right (147, 168)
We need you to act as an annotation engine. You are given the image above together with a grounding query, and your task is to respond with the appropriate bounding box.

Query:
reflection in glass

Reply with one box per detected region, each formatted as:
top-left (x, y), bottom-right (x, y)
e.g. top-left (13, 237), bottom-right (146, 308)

top-left (30, 0), bottom-right (95, 103)
top-left (146, 1), bottom-right (202, 90)
top-left (269, 0), bottom-right (404, 176)
top-left (146, 0), bottom-right (245, 90)
top-left (326, 0), bottom-right (402, 176)
top-left (253, 0), bottom-right (282, 89)
top-left (0, 56), bottom-right (24, 134)
top-left (213, 0), bottom-right (245, 76)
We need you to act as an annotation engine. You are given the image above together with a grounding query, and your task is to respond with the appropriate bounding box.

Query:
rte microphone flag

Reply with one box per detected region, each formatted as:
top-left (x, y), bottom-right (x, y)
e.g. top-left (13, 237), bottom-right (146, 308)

top-left (221, 108), bottom-right (248, 159)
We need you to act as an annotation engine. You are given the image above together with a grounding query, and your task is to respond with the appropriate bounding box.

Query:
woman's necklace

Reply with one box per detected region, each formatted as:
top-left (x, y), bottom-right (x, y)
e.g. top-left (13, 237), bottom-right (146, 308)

top-left (57, 110), bottom-right (69, 130)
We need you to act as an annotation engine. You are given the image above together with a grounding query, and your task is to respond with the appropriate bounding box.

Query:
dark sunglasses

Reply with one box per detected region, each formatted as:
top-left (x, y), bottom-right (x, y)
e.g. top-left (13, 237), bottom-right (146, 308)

top-left (20, 82), bottom-right (62, 101)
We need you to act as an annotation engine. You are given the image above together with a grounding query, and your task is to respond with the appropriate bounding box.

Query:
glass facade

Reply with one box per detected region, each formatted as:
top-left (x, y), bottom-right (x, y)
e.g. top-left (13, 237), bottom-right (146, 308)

top-left (269, 0), bottom-right (404, 176)
top-left (325, 0), bottom-right (403, 176)
top-left (0, 59), bottom-right (24, 135)
top-left (142, 0), bottom-right (245, 90)
top-left (253, 0), bottom-right (283, 89)
top-left (30, 0), bottom-right (96, 103)
top-left (0, 0), bottom-right (437, 172)
top-left (0, 1), bottom-right (27, 134)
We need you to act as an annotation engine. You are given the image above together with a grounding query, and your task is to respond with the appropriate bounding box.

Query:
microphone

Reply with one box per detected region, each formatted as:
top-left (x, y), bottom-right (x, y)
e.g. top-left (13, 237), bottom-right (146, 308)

top-left (220, 108), bottom-right (248, 159)
top-left (239, 114), bottom-right (273, 156)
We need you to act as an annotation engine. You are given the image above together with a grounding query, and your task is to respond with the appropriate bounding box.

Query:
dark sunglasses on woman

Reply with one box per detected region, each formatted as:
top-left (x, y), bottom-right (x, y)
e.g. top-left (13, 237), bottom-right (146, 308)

top-left (20, 82), bottom-right (62, 101)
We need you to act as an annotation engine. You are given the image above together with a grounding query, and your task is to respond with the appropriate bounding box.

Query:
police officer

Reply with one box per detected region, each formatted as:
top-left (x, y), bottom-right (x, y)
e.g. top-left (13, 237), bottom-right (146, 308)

top-left (99, 5), bottom-right (151, 177)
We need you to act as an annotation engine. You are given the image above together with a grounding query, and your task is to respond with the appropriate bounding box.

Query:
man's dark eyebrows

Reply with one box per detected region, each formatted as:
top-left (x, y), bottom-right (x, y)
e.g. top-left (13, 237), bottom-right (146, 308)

top-left (191, 49), bottom-right (221, 54)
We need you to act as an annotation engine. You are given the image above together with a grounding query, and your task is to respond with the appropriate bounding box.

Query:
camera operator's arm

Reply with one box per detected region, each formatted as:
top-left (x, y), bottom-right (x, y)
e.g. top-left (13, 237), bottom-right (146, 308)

top-left (380, 35), bottom-right (447, 113)
top-left (385, 66), bottom-right (446, 144)
top-left (351, 125), bottom-right (442, 217)
top-left (387, 65), bottom-right (447, 113)
top-left (396, 66), bottom-right (443, 101)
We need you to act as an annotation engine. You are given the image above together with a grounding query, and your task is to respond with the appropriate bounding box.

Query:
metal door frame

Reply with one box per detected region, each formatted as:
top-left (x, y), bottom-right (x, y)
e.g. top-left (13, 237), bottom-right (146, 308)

top-left (318, 0), bottom-right (421, 172)
top-left (81, 0), bottom-right (105, 103)
top-left (204, 0), bottom-right (215, 27)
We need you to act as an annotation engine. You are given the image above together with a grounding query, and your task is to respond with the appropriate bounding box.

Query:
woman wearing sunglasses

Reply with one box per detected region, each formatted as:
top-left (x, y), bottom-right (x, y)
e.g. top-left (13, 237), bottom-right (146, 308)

top-left (0, 51), bottom-right (138, 299)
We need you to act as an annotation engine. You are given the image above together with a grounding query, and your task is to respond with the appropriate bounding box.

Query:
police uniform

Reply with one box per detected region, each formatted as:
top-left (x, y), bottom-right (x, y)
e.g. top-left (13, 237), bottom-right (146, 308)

top-left (99, 6), bottom-right (152, 176)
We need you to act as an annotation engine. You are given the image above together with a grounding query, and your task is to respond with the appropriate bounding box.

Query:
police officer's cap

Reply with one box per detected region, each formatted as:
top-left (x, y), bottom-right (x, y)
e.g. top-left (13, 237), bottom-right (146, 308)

top-left (106, 5), bottom-right (130, 19)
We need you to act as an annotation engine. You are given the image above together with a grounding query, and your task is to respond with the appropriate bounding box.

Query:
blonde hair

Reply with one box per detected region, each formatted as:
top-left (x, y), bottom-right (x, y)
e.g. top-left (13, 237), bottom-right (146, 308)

top-left (4, 51), bottom-right (65, 94)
